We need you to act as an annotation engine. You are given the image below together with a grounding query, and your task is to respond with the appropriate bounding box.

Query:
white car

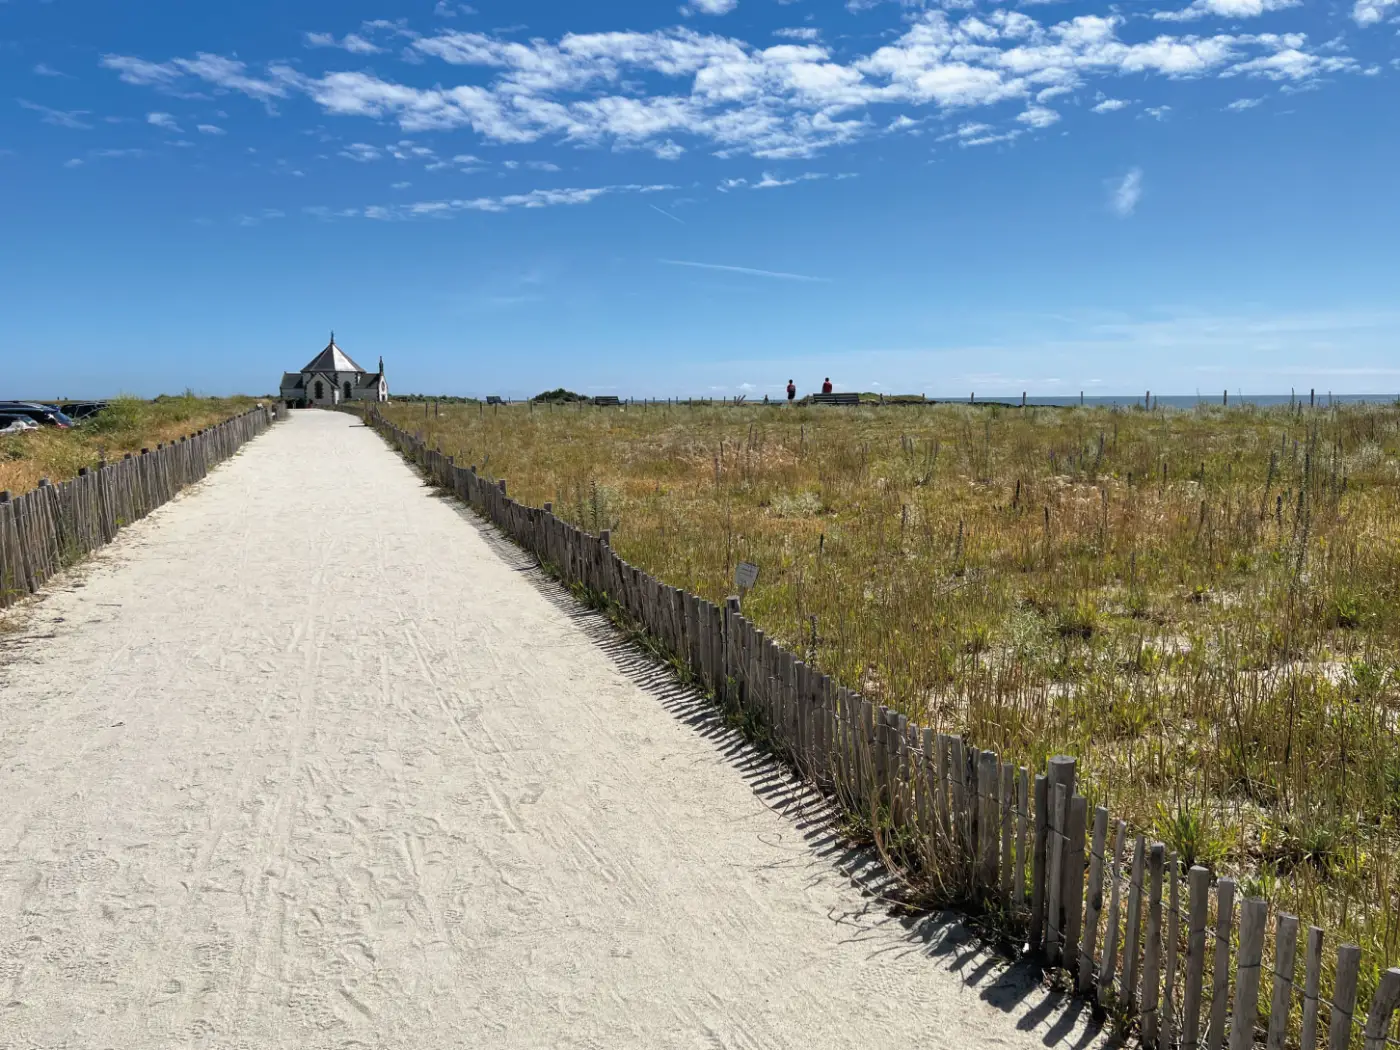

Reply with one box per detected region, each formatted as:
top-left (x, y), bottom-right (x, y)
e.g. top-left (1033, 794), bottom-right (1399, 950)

top-left (0, 415), bottom-right (40, 435)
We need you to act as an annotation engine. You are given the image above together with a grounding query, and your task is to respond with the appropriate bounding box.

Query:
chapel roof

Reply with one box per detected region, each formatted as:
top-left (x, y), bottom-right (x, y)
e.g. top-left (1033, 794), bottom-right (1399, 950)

top-left (300, 333), bottom-right (366, 374)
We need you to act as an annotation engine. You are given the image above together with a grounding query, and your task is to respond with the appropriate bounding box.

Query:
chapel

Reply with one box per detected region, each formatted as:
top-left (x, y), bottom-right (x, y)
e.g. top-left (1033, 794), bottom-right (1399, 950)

top-left (280, 334), bottom-right (388, 408)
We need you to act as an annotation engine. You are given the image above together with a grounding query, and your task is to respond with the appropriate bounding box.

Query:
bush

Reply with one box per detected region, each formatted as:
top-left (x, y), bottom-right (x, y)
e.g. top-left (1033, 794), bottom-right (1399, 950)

top-left (532, 388), bottom-right (588, 404)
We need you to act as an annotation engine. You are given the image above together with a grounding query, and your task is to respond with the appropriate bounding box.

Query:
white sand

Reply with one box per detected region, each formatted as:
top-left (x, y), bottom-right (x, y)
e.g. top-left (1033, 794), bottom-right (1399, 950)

top-left (0, 410), bottom-right (1101, 1048)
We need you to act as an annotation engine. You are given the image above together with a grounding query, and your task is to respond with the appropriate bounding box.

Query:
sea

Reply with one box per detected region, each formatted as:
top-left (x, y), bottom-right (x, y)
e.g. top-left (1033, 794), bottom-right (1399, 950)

top-left (943, 393), bottom-right (1397, 409)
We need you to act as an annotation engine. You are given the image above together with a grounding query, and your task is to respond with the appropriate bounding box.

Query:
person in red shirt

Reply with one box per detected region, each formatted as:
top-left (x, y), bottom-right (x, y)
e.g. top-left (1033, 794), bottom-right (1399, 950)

top-left (786, 379), bottom-right (796, 402)
top-left (821, 377), bottom-right (833, 394)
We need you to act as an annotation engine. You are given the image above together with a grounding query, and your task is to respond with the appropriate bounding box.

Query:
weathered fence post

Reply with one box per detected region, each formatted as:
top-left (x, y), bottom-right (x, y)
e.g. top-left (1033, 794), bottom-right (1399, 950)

top-left (1267, 912), bottom-right (1299, 1050)
top-left (1182, 866), bottom-right (1210, 1049)
top-left (1330, 944), bottom-right (1362, 1050)
top-left (1229, 899), bottom-right (1267, 1050)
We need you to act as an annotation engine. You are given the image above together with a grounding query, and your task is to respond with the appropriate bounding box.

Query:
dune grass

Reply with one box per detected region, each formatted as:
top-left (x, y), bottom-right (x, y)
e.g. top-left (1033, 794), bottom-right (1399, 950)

top-left (0, 395), bottom-right (259, 496)
top-left (389, 397), bottom-right (1400, 973)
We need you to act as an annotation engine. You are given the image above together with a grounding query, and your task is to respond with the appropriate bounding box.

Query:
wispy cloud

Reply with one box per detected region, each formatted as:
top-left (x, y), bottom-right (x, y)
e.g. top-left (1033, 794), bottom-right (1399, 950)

top-left (18, 99), bottom-right (92, 130)
top-left (238, 208), bottom-right (286, 227)
top-left (147, 111), bottom-right (181, 131)
top-left (33, 63), bottom-right (68, 78)
top-left (1226, 97), bottom-right (1263, 110)
top-left (1092, 98), bottom-right (1130, 113)
top-left (340, 142), bottom-right (382, 162)
top-left (719, 171), bottom-right (832, 191)
top-left (773, 27), bottom-right (821, 40)
top-left (352, 183), bottom-right (674, 220)
top-left (661, 259), bottom-right (831, 282)
top-left (1109, 168), bottom-right (1144, 217)
top-left (755, 171), bottom-right (827, 189)
top-left (304, 31), bottom-right (384, 55)
top-left (101, 52), bottom-right (288, 101)
top-left (197, 123), bottom-right (226, 134)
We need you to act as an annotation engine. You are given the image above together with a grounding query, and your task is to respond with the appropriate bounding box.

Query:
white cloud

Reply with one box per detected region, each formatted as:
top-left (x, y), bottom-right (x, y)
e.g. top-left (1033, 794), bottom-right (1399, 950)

top-left (33, 63), bottom-right (67, 77)
top-left (753, 170), bottom-right (827, 188)
top-left (1353, 0), bottom-right (1399, 23)
top-left (962, 129), bottom-right (1022, 147)
top-left (935, 120), bottom-right (1023, 147)
top-left (305, 31), bottom-right (385, 54)
top-left (1155, 0), bottom-right (1299, 21)
top-left (1226, 48), bottom-right (1358, 80)
top-left (197, 123), bottom-right (226, 134)
top-left (1110, 167), bottom-right (1143, 216)
top-left (147, 111), bottom-right (181, 131)
top-left (99, 12), bottom-right (1365, 161)
top-left (940, 121), bottom-right (992, 140)
top-left (684, 0), bottom-right (739, 14)
top-left (1143, 105), bottom-right (1172, 119)
top-left (774, 27), bottom-right (821, 41)
top-left (1225, 96), bottom-right (1263, 109)
top-left (1017, 105), bottom-right (1060, 128)
top-left (652, 139), bottom-right (686, 159)
top-left (1092, 97), bottom-right (1130, 112)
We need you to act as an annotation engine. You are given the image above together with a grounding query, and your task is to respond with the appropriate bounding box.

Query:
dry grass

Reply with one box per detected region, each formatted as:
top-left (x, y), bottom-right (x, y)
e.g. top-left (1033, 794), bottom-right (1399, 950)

top-left (0, 395), bottom-right (258, 496)
top-left (393, 398), bottom-right (1400, 974)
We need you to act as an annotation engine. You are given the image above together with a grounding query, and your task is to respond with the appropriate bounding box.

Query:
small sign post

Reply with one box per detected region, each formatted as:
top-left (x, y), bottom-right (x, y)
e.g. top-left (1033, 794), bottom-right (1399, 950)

top-left (734, 561), bottom-right (759, 604)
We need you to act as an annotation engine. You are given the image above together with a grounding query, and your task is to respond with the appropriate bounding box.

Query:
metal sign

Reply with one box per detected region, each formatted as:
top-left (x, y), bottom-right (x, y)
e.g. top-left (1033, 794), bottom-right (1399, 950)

top-left (735, 561), bottom-right (759, 591)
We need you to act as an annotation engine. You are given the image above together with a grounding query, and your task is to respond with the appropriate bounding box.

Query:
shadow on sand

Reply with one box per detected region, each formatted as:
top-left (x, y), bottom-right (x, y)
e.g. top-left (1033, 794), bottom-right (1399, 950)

top-left (429, 485), bottom-right (1124, 1050)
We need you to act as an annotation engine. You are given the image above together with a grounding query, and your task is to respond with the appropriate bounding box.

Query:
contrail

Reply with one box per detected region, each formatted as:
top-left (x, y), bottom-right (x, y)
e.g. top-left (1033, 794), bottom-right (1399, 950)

top-left (660, 259), bottom-right (830, 283)
top-left (649, 204), bottom-right (686, 225)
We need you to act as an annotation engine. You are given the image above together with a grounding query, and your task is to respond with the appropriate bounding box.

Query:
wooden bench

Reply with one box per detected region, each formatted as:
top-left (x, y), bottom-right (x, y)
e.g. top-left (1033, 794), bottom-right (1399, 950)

top-left (810, 392), bottom-right (859, 406)
top-left (592, 395), bottom-right (622, 407)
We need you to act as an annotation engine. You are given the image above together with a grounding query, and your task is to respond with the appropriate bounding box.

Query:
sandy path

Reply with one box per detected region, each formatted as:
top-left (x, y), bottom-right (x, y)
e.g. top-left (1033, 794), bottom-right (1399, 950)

top-left (0, 409), bottom-right (1097, 1049)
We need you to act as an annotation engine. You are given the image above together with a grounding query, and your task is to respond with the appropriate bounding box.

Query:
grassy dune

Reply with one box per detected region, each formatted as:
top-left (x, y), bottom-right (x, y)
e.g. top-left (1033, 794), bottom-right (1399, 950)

top-left (390, 397), bottom-right (1400, 969)
top-left (0, 395), bottom-right (259, 496)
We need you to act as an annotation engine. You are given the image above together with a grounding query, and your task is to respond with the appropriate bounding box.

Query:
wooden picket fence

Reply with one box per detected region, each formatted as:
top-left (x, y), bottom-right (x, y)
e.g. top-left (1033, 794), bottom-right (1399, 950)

top-left (370, 406), bottom-right (1400, 1050)
top-left (0, 404), bottom-right (280, 609)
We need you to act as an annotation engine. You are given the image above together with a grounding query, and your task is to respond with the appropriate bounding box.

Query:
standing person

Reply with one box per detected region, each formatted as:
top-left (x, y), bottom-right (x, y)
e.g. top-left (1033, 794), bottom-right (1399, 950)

top-left (786, 379), bottom-right (797, 402)
top-left (822, 377), bottom-right (833, 395)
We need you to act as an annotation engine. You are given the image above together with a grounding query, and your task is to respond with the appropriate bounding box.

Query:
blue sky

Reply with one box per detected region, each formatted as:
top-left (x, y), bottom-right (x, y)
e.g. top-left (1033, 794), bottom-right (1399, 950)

top-left (3, 0), bottom-right (1398, 399)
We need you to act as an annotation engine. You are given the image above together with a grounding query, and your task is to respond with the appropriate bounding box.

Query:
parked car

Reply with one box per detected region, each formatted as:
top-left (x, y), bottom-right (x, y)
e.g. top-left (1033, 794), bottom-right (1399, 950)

top-left (0, 413), bottom-right (40, 435)
top-left (58, 401), bottom-right (109, 421)
top-left (0, 402), bottom-right (74, 428)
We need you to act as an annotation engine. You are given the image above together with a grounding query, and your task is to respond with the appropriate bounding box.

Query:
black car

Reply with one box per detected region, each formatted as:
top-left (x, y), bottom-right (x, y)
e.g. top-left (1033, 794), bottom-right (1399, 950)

top-left (58, 401), bottom-right (108, 421)
top-left (0, 402), bottom-right (75, 428)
